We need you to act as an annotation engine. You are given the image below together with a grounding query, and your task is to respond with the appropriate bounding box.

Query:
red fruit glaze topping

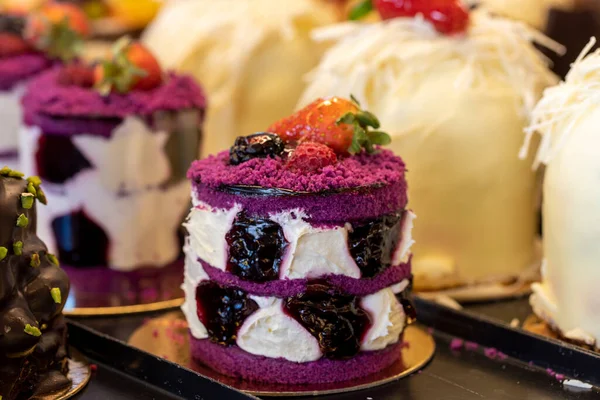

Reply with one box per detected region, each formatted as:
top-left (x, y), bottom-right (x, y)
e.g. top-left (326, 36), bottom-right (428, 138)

top-left (287, 142), bottom-right (338, 173)
top-left (373, 0), bottom-right (469, 35)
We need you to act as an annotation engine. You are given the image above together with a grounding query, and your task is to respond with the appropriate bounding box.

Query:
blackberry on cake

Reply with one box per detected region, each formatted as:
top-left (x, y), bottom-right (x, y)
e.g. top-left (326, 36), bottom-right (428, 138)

top-left (0, 168), bottom-right (71, 400)
top-left (182, 97), bottom-right (416, 384)
top-left (19, 38), bottom-right (206, 305)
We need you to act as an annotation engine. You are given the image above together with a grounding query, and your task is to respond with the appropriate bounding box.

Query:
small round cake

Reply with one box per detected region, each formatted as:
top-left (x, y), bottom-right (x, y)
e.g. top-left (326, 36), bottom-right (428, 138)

top-left (183, 97), bottom-right (415, 384)
top-left (143, 0), bottom-right (344, 156)
top-left (525, 39), bottom-right (600, 348)
top-left (0, 168), bottom-right (71, 399)
top-left (300, 4), bottom-right (559, 295)
top-left (0, 3), bottom-right (90, 169)
top-left (19, 39), bottom-right (206, 307)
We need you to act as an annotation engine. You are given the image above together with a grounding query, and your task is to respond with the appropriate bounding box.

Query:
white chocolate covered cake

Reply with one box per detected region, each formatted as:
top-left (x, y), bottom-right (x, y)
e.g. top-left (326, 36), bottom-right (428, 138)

top-left (143, 0), bottom-right (343, 156)
top-left (526, 39), bottom-right (600, 347)
top-left (300, 4), bottom-right (560, 294)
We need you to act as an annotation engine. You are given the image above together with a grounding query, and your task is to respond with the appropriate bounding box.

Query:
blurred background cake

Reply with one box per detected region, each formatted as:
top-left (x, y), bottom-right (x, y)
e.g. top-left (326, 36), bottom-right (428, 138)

top-left (19, 38), bottom-right (206, 308)
top-left (143, 0), bottom-right (345, 156)
top-left (300, 2), bottom-right (559, 297)
top-left (526, 39), bottom-right (600, 348)
top-left (0, 169), bottom-right (71, 399)
top-left (184, 97), bottom-right (415, 383)
top-left (0, 2), bottom-right (89, 170)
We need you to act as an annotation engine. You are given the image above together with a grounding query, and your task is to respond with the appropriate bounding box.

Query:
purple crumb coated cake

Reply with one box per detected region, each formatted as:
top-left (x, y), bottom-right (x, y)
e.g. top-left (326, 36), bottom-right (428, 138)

top-left (19, 57), bottom-right (206, 307)
top-left (182, 107), bottom-right (416, 384)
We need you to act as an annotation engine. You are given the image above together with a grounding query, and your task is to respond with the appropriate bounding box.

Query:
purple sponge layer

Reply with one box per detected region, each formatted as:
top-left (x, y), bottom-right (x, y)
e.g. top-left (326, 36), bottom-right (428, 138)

top-left (188, 149), bottom-right (406, 194)
top-left (202, 259), bottom-right (412, 297)
top-left (195, 183), bottom-right (406, 222)
top-left (22, 68), bottom-right (206, 130)
top-left (190, 336), bottom-right (403, 385)
top-left (0, 53), bottom-right (52, 91)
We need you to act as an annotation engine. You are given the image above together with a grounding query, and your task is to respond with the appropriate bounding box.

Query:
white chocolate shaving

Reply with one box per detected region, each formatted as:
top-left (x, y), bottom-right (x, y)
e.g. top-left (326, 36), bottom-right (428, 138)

top-left (300, 10), bottom-right (561, 117)
top-left (521, 37), bottom-right (600, 168)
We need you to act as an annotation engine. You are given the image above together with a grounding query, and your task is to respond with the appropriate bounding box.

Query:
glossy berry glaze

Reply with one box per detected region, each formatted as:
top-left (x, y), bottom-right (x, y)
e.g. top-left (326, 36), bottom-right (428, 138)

top-left (283, 282), bottom-right (371, 359)
top-left (225, 211), bottom-right (287, 282)
top-left (195, 281), bottom-right (259, 345)
top-left (348, 212), bottom-right (403, 278)
top-left (51, 209), bottom-right (109, 267)
top-left (35, 134), bottom-right (93, 184)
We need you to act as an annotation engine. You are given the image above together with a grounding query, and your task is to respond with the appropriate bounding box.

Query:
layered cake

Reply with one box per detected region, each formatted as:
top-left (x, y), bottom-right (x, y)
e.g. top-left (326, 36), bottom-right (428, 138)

top-left (0, 2), bottom-right (90, 169)
top-left (183, 97), bottom-right (415, 384)
top-left (300, 1), bottom-right (559, 295)
top-left (525, 39), bottom-right (600, 347)
top-left (143, 0), bottom-right (344, 156)
top-left (19, 39), bottom-right (205, 306)
top-left (0, 168), bottom-right (71, 399)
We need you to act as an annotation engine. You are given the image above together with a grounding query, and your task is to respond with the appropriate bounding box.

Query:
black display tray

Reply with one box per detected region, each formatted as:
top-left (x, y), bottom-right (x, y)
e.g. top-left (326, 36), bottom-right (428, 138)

top-left (69, 299), bottom-right (600, 400)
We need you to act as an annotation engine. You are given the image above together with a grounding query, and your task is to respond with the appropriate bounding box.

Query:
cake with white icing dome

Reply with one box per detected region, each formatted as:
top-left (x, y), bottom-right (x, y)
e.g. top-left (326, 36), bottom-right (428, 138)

top-left (300, 1), bottom-right (560, 294)
top-left (183, 96), bottom-right (415, 384)
top-left (18, 38), bottom-right (205, 306)
top-left (525, 38), bottom-right (600, 347)
top-left (142, 0), bottom-right (343, 156)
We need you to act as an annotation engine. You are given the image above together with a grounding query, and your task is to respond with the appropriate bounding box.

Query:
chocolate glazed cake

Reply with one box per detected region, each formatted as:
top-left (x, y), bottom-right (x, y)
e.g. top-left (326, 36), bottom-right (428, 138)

top-left (0, 169), bottom-right (71, 400)
top-left (182, 97), bottom-right (416, 385)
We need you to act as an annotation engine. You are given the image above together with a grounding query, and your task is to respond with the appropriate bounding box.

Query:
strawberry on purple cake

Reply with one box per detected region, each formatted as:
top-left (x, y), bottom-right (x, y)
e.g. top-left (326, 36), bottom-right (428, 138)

top-left (182, 97), bottom-right (416, 384)
top-left (18, 38), bottom-right (206, 307)
top-left (0, 2), bottom-right (90, 169)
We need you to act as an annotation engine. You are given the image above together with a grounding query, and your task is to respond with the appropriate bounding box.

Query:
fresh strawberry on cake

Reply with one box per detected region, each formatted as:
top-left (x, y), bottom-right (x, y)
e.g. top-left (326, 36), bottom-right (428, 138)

top-left (183, 96), bottom-right (416, 384)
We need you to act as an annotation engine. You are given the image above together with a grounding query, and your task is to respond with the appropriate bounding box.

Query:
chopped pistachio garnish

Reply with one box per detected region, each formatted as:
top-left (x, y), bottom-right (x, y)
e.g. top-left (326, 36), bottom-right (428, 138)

top-left (27, 176), bottom-right (42, 186)
top-left (8, 170), bottom-right (24, 179)
top-left (47, 253), bottom-right (59, 266)
top-left (13, 241), bottom-right (22, 256)
top-left (21, 193), bottom-right (35, 209)
top-left (50, 288), bottom-right (62, 304)
top-left (37, 187), bottom-right (47, 205)
top-left (41, 324), bottom-right (47, 330)
top-left (0, 247), bottom-right (7, 261)
top-left (30, 253), bottom-right (40, 268)
top-left (0, 166), bottom-right (11, 176)
top-left (16, 213), bottom-right (28, 228)
top-left (27, 182), bottom-right (37, 196)
top-left (24, 324), bottom-right (41, 337)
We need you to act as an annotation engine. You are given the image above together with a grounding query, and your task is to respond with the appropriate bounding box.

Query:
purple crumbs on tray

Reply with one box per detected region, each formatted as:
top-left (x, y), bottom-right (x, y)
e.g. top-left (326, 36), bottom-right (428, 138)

top-left (450, 338), bottom-right (464, 351)
top-left (465, 341), bottom-right (478, 351)
top-left (484, 347), bottom-right (498, 359)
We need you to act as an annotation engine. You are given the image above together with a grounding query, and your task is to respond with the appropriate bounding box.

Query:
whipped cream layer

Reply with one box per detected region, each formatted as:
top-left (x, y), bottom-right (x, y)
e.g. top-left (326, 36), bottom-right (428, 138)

top-left (182, 246), bottom-right (408, 362)
top-left (20, 115), bottom-right (195, 271)
top-left (0, 84), bottom-right (24, 157)
top-left (184, 199), bottom-right (414, 281)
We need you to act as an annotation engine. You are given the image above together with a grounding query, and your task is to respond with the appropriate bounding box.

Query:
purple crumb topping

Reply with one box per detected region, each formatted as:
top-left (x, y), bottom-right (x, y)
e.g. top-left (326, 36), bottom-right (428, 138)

top-left (22, 68), bottom-right (206, 121)
top-left (0, 53), bottom-right (52, 91)
top-left (190, 336), bottom-right (403, 385)
top-left (465, 341), bottom-right (479, 351)
top-left (546, 368), bottom-right (556, 377)
top-left (201, 259), bottom-right (411, 297)
top-left (484, 347), bottom-right (498, 359)
top-left (497, 352), bottom-right (508, 360)
top-left (450, 338), bottom-right (464, 351)
top-left (188, 149), bottom-right (406, 193)
top-left (555, 373), bottom-right (565, 381)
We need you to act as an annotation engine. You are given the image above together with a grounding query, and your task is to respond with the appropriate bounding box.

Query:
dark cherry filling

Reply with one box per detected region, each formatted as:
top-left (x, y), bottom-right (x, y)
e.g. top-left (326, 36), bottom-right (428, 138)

top-left (35, 134), bottom-right (93, 185)
top-left (51, 210), bottom-right (109, 267)
top-left (283, 282), bottom-right (371, 360)
top-left (348, 212), bottom-right (403, 278)
top-left (396, 277), bottom-right (417, 324)
top-left (195, 281), bottom-right (259, 346)
top-left (225, 211), bottom-right (287, 282)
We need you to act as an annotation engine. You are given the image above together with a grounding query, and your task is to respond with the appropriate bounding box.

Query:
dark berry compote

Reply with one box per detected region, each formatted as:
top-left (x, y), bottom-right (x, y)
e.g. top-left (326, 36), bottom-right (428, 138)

top-left (283, 282), bottom-right (371, 359)
top-left (226, 211), bottom-right (287, 282)
top-left (195, 281), bottom-right (259, 345)
top-left (348, 212), bottom-right (403, 278)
